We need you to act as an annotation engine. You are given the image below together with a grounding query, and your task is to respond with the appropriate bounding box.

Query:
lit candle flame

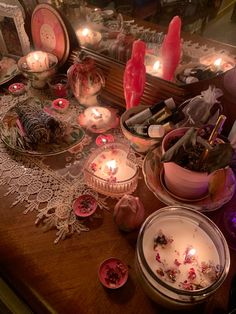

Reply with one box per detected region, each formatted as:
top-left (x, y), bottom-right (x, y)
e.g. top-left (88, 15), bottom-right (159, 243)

top-left (92, 108), bottom-right (102, 119)
top-left (82, 28), bottom-right (90, 36)
top-left (214, 58), bottom-right (222, 67)
top-left (106, 160), bottom-right (117, 174)
top-left (153, 60), bottom-right (160, 72)
top-left (102, 138), bottom-right (107, 143)
top-left (33, 53), bottom-right (39, 61)
top-left (13, 85), bottom-right (17, 90)
top-left (188, 248), bottom-right (196, 257)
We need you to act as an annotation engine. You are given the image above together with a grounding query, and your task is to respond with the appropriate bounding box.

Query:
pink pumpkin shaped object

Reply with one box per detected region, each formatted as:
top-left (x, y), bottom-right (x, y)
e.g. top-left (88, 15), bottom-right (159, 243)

top-left (113, 194), bottom-right (145, 232)
top-left (161, 16), bottom-right (182, 81)
top-left (123, 40), bottom-right (146, 110)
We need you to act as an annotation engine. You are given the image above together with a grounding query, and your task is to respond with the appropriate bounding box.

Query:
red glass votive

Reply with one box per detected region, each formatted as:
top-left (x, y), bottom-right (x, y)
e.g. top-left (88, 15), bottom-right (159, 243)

top-left (48, 74), bottom-right (69, 98)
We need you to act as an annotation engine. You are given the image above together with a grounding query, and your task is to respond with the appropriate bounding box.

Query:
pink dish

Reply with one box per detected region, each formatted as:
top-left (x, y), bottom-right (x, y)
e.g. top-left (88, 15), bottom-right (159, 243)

top-left (31, 4), bottom-right (70, 66)
top-left (98, 257), bottom-right (128, 289)
top-left (73, 194), bottom-right (97, 218)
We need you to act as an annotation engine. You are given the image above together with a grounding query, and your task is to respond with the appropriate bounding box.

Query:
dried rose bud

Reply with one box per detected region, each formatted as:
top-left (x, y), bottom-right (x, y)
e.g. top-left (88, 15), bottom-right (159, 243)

top-left (188, 267), bottom-right (196, 280)
top-left (156, 268), bottom-right (164, 277)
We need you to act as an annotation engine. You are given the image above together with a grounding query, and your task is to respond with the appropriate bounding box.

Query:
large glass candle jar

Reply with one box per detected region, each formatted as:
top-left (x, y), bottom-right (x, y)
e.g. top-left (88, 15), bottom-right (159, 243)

top-left (83, 142), bottom-right (138, 197)
top-left (135, 206), bottom-right (230, 310)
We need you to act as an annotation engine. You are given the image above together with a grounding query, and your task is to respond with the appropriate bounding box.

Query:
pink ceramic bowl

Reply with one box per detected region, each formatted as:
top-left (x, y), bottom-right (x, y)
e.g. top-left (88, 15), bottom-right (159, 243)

top-left (161, 127), bottom-right (212, 200)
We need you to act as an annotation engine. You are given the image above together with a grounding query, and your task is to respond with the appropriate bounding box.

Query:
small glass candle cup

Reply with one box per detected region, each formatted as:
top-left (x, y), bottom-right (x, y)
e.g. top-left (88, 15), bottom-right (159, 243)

top-left (83, 142), bottom-right (139, 197)
top-left (135, 206), bottom-right (230, 310)
top-left (48, 74), bottom-right (70, 98)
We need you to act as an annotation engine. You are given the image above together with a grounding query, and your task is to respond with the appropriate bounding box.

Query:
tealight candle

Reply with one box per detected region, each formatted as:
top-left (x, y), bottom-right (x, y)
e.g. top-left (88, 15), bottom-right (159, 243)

top-left (136, 206), bottom-right (230, 309)
top-left (76, 28), bottom-right (102, 47)
top-left (8, 83), bottom-right (26, 96)
top-left (26, 51), bottom-right (49, 72)
top-left (84, 142), bottom-right (139, 197)
top-left (78, 106), bottom-right (116, 133)
top-left (52, 98), bottom-right (69, 113)
top-left (96, 134), bottom-right (114, 146)
top-left (200, 54), bottom-right (235, 73)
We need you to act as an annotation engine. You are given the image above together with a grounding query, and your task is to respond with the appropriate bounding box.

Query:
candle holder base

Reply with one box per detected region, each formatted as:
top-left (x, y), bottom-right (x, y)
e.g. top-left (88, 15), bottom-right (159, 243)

top-left (18, 53), bottom-right (58, 90)
top-left (31, 79), bottom-right (47, 89)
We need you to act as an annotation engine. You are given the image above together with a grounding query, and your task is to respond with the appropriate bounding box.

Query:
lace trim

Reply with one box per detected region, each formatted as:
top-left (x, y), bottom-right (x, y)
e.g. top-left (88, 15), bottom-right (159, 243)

top-left (0, 91), bottom-right (142, 243)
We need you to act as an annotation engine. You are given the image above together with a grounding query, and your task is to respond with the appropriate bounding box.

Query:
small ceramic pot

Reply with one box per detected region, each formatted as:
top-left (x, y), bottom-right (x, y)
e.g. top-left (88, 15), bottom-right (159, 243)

top-left (120, 106), bottom-right (162, 154)
top-left (162, 127), bottom-right (212, 199)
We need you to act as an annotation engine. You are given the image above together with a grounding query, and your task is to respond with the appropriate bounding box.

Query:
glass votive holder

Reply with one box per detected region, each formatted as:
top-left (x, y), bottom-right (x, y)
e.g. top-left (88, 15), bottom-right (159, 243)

top-left (135, 206), bottom-right (230, 310)
top-left (48, 74), bottom-right (70, 98)
top-left (83, 142), bottom-right (139, 197)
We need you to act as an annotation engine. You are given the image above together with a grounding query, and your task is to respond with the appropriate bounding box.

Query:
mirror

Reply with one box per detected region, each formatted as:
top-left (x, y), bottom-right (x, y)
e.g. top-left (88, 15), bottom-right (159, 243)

top-left (58, 1), bottom-right (235, 86)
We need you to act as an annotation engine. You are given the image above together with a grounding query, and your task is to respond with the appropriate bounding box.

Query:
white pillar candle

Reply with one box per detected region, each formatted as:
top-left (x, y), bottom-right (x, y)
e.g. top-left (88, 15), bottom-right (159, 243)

top-left (26, 51), bottom-right (49, 72)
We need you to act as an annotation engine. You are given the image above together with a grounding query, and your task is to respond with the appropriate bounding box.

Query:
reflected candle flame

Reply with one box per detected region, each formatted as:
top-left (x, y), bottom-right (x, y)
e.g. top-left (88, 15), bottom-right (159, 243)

top-left (82, 28), bottom-right (90, 36)
top-left (153, 60), bottom-right (160, 72)
top-left (214, 58), bottom-right (222, 67)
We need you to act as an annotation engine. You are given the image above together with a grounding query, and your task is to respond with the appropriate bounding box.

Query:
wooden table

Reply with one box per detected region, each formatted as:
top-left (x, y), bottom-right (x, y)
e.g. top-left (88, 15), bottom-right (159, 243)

top-left (1, 13), bottom-right (236, 314)
top-left (0, 161), bottom-right (235, 314)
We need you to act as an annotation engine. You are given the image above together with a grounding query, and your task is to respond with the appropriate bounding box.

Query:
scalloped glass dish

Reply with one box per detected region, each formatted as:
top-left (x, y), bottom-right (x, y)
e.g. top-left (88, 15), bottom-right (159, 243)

top-left (143, 146), bottom-right (235, 212)
top-left (83, 142), bottom-right (139, 197)
top-left (0, 105), bottom-right (84, 156)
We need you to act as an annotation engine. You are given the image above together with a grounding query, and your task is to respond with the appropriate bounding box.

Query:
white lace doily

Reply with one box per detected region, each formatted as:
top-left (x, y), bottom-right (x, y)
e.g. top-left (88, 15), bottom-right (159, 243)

top-left (0, 88), bottom-right (143, 243)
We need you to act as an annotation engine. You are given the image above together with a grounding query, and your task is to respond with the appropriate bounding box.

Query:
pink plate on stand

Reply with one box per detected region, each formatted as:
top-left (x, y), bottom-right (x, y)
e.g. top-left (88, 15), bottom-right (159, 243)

top-left (31, 4), bottom-right (70, 67)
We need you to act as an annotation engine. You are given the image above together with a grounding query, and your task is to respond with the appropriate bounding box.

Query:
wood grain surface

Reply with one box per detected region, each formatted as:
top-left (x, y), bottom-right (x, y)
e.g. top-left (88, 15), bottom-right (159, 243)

top-left (0, 172), bottom-right (236, 314)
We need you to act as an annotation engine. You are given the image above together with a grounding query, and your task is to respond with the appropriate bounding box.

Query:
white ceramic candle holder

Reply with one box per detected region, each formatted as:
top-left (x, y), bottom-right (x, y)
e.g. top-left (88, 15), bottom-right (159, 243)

top-left (18, 52), bottom-right (58, 89)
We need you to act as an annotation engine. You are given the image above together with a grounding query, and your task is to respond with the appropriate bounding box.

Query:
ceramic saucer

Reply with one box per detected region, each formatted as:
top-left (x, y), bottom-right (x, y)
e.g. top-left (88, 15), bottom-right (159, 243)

top-left (143, 146), bottom-right (235, 212)
top-left (159, 168), bottom-right (209, 203)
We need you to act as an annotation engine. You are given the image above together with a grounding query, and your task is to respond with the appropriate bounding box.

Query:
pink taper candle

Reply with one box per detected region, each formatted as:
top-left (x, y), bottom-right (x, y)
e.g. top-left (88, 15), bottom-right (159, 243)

top-left (123, 40), bottom-right (146, 110)
top-left (161, 16), bottom-right (182, 81)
